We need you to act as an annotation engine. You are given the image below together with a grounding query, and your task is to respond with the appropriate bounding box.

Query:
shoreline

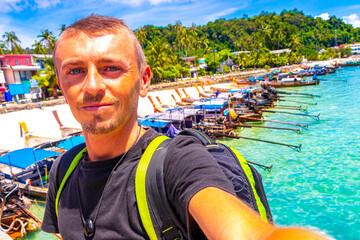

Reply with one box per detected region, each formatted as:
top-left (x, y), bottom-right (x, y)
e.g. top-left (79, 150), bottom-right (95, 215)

top-left (0, 57), bottom-right (355, 151)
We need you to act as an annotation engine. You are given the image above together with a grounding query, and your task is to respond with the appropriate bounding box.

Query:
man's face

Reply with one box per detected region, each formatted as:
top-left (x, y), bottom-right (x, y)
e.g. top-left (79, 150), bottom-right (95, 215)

top-left (56, 32), bottom-right (142, 135)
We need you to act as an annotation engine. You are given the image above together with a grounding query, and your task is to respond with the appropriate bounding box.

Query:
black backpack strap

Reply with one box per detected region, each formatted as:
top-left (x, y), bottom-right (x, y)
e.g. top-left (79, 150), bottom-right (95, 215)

top-left (55, 142), bottom-right (86, 217)
top-left (56, 142), bottom-right (86, 185)
top-left (146, 138), bottom-right (186, 239)
top-left (136, 136), bottom-right (186, 240)
top-left (177, 128), bottom-right (216, 146)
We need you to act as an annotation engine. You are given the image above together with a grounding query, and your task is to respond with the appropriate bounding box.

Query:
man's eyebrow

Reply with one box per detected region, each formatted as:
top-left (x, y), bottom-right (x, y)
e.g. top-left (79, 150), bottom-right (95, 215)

top-left (97, 57), bottom-right (129, 65)
top-left (60, 60), bottom-right (86, 69)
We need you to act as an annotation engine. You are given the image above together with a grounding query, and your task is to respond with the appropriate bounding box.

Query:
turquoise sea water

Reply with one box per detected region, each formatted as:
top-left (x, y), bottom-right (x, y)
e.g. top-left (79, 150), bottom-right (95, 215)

top-left (25, 66), bottom-right (359, 239)
top-left (221, 66), bottom-right (360, 240)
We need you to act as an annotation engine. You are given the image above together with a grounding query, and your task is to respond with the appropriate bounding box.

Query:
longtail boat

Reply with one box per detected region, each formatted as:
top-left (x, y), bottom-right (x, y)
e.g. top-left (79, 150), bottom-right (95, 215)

top-left (0, 135), bottom-right (85, 198)
top-left (0, 180), bottom-right (42, 239)
top-left (264, 80), bottom-right (319, 88)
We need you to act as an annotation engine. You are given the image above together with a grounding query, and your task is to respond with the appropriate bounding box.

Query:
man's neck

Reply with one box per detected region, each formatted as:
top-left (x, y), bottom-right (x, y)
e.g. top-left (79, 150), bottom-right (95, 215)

top-left (83, 117), bottom-right (145, 161)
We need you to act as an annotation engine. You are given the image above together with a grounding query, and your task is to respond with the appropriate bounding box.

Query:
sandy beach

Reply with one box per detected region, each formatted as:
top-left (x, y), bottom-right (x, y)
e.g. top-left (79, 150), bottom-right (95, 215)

top-left (0, 83), bottom-right (216, 151)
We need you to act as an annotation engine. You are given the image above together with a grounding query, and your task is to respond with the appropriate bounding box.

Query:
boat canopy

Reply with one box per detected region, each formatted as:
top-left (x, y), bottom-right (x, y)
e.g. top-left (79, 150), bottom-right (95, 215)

top-left (0, 135), bottom-right (85, 169)
top-left (0, 148), bottom-right (61, 169)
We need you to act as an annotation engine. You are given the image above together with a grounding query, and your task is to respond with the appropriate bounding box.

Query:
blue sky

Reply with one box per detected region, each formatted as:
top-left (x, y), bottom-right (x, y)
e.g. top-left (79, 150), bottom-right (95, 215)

top-left (1, 0), bottom-right (359, 48)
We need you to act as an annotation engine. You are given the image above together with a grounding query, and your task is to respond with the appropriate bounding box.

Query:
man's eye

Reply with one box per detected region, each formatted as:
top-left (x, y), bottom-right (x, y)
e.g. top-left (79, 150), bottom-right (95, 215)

top-left (69, 69), bottom-right (82, 75)
top-left (106, 66), bottom-right (120, 71)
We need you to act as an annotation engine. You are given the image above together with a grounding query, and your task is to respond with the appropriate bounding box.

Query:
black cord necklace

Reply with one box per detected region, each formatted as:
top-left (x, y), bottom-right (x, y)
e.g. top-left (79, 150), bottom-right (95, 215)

top-left (76, 126), bottom-right (142, 238)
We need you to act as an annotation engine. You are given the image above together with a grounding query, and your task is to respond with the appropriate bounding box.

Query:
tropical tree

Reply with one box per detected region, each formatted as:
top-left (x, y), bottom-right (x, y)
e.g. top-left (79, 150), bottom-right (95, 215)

top-left (145, 39), bottom-right (171, 82)
top-left (59, 24), bottom-right (66, 35)
top-left (32, 41), bottom-right (46, 54)
top-left (274, 24), bottom-right (285, 50)
top-left (0, 41), bottom-right (7, 54)
top-left (32, 57), bottom-right (58, 96)
top-left (135, 28), bottom-right (147, 49)
top-left (288, 34), bottom-right (302, 51)
top-left (38, 29), bottom-right (56, 54)
top-left (174, 20), bottom-right (182, 56)
top-left (259, 23), bottom-right (271, 47)
top-left (2, 32), bottom-right (21, 54)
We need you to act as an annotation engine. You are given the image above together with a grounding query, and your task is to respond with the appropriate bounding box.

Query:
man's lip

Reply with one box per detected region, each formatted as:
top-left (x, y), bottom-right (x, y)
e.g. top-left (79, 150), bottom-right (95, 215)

top-left (82, 103), bottom-right (114, 110)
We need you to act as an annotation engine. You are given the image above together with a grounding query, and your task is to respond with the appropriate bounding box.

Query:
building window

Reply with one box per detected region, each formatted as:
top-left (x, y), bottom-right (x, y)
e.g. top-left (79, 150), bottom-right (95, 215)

top-left (5, 59), bottom-right (8, 65)
top-left (26, 59), bottom-right (29, 64)
top-left (15, 60), bottom-right (19, 65)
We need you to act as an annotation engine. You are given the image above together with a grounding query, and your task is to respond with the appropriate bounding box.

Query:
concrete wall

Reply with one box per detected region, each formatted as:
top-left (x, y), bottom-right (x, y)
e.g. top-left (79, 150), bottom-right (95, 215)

top-left (3, 68), bottom-right (15, 85)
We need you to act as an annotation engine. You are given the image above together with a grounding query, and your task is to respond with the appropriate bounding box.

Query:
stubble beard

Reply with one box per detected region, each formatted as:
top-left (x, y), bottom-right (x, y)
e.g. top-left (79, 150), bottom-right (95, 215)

top-left (79, 100), bottom-right (138, 135)
top-left (82, 113), bottom-right (122, 135)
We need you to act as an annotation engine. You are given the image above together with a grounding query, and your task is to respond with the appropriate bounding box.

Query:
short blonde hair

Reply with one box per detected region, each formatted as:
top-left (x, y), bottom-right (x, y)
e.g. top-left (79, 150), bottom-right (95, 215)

top-left (53, 14), bottom-right (146, 73)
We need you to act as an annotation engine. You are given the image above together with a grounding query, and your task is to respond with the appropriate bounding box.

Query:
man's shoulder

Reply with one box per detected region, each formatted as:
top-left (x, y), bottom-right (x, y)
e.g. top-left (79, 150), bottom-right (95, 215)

top-left (50, 142), bottom-right (87, 182)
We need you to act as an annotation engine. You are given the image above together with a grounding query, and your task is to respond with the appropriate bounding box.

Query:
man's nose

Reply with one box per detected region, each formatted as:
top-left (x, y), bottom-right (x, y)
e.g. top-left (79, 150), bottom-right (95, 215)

top-left (83, 66), bottom-right (106, 94)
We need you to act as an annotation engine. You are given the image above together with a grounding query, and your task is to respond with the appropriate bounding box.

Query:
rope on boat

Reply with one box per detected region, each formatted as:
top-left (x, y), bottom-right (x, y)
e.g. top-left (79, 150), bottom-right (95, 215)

top-left (214, 133), bottom-right (302, 152)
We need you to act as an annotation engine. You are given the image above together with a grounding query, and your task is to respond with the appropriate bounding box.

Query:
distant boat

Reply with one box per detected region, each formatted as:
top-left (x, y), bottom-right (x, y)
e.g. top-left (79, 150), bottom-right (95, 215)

top-left (264, 79), bottom-right (319, 88)
top-left (0, 135), bottom-right (85, 198)
top-left (0, 179), bottom-right (42, 239)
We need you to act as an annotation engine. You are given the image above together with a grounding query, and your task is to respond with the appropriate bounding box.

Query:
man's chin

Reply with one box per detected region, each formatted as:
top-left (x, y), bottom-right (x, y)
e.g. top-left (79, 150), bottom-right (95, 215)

top-left (81, 121), bottom-right (120, 135)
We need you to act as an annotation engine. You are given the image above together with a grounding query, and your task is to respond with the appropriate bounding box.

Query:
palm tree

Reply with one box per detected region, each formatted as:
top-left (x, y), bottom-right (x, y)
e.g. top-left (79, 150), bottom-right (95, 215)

top-left (175, 20), bottom-right (182, 56)
top-left (288, 34), bottom-right (302, 51)
top-left (275, 24), bottom-right (285, 50)
top-left (200, 37), bottom-right (209, 54)
top-left (33, 57), bottom-right (58, 96)
top-left (135, 28), bottom-right (147, 49)
top-left (260, 24), bottom-right (271, 48)
top-left (32, 40), bottom-right (46, 54)
top-left (0, 41), bottom-right (7, 54)
top-left (59, 24), bottom-right (66, 35)
top-left (145, 39), bottom-right (171, 81)
top-left (2, 32), bottom-right (21, 54)
top-left (38, 29), bottom-right (55, 54)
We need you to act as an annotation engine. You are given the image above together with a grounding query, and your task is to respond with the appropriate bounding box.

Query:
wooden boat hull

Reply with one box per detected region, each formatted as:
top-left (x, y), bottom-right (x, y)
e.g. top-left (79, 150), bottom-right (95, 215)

top-left (235, 81), bottom-right (256, 87)
top-left (265, 80), bottom-right (319, 88)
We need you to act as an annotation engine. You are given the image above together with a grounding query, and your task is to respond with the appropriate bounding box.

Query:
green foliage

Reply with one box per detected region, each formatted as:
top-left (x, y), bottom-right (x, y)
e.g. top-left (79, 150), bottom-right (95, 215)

top-left (198, 68), bottom-right (207, 76)
top-left (337, 47), bottom-right (352, 58)
top-left (37, 29), bottom-right (56, 54)
top-left (32, 58), bottom-right (58, 95)
top-left (300, 47), bottom-right (319, 60)
top-left (222, 65), bottom-right (230, 73)
top-left (324, 48), bottom-right (337, 58)
top-left (163, 66), bottom-right (180, 80)
top-left (2, 32), bottom-right (22, 54)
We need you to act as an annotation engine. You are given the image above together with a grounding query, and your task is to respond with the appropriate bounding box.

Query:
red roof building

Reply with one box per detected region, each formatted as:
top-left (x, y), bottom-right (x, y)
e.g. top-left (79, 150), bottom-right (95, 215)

top-left (0, 55), bottom-right (41, 86)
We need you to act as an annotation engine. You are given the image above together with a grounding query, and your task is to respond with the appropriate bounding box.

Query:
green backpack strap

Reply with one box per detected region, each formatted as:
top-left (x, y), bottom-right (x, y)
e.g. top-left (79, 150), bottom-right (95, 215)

top-left (135, 135), bottom-right (185, 240)
top-left (228, 146), bottom-right (268, 222)
top-left (55, 146), bottom-right (87, 217)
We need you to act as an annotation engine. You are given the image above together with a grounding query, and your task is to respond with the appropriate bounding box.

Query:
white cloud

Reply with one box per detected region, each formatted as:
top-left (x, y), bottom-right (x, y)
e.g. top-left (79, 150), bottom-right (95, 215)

top-left (104, 0), bottom-right (173, 7)
top-left (0, 0), bottom-right (28, 12)
top-left (34, 0), bottom-right (61, 8)
top-left (315, 13), bottom-right (330, 20)
top-left (205, 7), bottom-right (239, 22)
top-left (343, 14), bottom-right (360, 28)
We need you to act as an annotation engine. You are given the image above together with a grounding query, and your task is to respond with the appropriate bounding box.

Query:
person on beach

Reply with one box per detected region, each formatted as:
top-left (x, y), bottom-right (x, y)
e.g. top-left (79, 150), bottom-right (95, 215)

top-left (42, 15), bottom-right (327, 239)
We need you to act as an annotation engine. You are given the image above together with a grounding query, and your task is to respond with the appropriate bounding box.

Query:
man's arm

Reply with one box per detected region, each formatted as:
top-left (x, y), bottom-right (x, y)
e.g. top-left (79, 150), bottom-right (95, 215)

top-left (189, 187), bottom-right (327, 240)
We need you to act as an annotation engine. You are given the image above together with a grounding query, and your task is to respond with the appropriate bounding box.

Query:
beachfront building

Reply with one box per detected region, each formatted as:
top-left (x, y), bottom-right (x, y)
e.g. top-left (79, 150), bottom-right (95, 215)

top-left (231, 51), bottom-right (250, 57)
top-left (31, 54), bottom-right (53, 69)
top-left (0, 55), bottom-right (40, 86)
top-left (0, 54), bottom-right (47, 102)
top-left (270, 49), bottom-right (292, 55)
top-left (182, 56), bottom-right (199, 78)
top-left (343, 43), bottom-right (360, 55)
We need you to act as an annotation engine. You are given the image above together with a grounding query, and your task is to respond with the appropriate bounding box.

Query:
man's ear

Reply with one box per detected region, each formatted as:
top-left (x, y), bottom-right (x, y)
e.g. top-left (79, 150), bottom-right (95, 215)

top-left (139, 65), bottom-right (151, 98)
